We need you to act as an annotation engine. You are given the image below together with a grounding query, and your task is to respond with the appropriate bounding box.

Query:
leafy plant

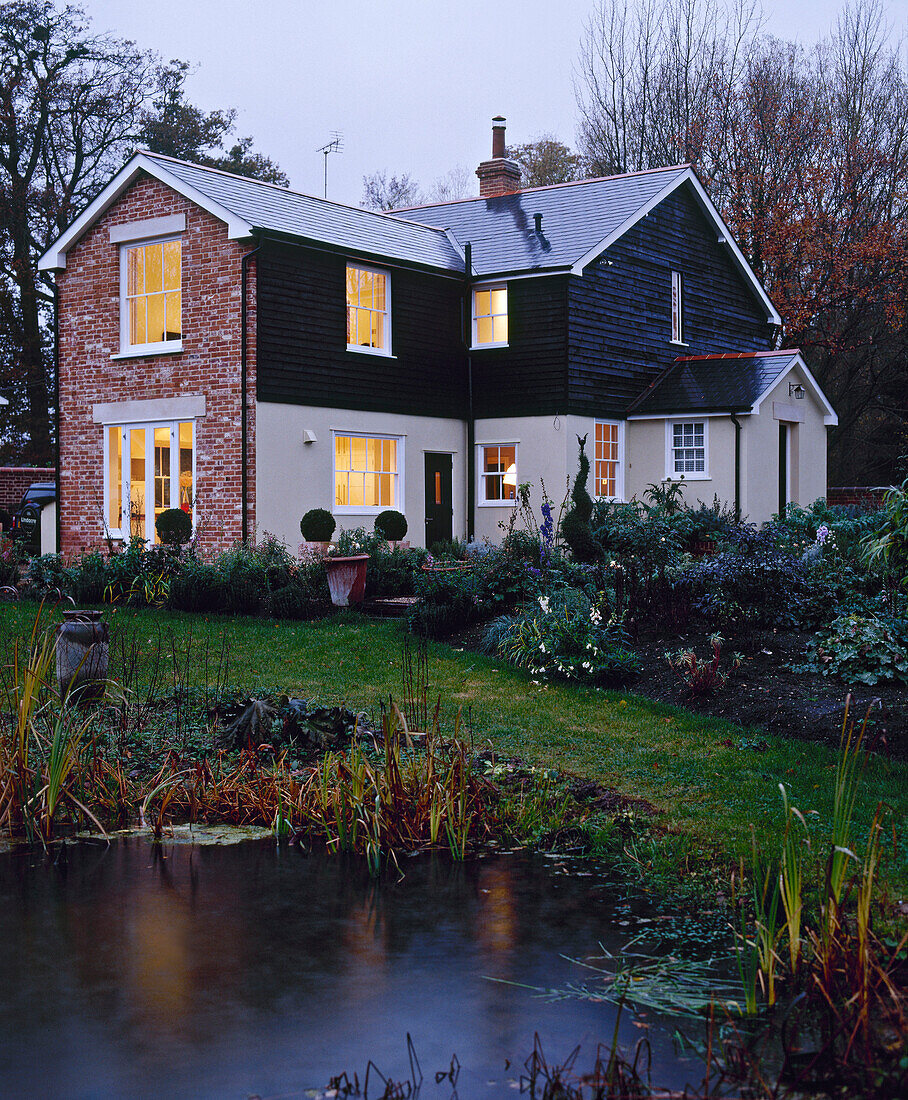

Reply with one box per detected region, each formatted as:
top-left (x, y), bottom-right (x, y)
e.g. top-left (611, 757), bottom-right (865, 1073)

top-left (790, 611), bottom-right (908, 685)
top-left (664, 634), bottom-right (743, 695)
top-left (862, 473), bottom-right (908, 593)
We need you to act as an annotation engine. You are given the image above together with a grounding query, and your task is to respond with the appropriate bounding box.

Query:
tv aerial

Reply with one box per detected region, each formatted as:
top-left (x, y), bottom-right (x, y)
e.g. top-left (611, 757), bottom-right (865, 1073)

top-left (316, 132), bottom-right (343, 198)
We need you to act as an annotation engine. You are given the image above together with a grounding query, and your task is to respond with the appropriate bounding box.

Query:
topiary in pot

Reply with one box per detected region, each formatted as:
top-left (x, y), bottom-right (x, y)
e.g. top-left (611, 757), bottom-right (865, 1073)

top-left (155, 507), bottom-right (192, 546)
top-left (561, 435), bottom-right (604, 564)
top-left (374, 509), bottom-right (407, 542)
top-left (300, 508), bottom-right (336, 543)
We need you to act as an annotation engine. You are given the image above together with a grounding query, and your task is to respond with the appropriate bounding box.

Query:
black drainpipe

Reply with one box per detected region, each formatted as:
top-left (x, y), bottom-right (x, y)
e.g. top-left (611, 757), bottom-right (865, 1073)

top-left (730, 412), bottom-right (742, 521)
top-left (53, 280), bottom-right (60, 555)
top-left (241, 236), bottom-right (262, 543)
top-left (464, 242), bottom-right (475, 541)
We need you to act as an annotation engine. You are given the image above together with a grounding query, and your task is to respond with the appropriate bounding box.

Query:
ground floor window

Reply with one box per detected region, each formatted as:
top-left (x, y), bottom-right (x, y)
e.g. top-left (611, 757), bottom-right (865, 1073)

top-left (669, 421), bottom-right (707, 477)
top-left (480, 443), bottom-right (517, 503)
top-left (334, 433), bottom-right (400, 512)
top-left (104, 420), bottom-right (194, 542)
top-left (594, 420), bottom-right (623, 499)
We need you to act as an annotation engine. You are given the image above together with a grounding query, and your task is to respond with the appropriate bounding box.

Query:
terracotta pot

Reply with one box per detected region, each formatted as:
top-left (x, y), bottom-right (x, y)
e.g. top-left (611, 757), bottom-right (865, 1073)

top-left (56, 609), bottom-right (109, 702)
top-left (325, 554), bottom-right (369, 606)
top-left (388, 540), bottom-right (410, 550)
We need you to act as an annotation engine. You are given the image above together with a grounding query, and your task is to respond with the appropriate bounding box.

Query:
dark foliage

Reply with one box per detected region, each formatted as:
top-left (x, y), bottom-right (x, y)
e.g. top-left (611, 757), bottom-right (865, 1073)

top-left (374, 509), bottom-right (408, 542)
top-left (561, 435), bottom-right (603, 564)
top-left (155, 507), bottom-right (192, 546)
top-left (300, 508), bottom-right (336, 542)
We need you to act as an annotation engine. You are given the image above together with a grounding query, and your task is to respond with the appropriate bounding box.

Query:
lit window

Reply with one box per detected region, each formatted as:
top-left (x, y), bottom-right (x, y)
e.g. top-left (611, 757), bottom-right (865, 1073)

top-left (671, 271), bottom-right (683, 343)
top-left (346, 265), bottom-right (390, 353)
top-left (104, 420), bottom-right (194, 542)
top-left (334, 434), bottom-right (399, 511)
top-left (473, 286), bottom-right (508, 346)
top-left (480, 444), bottom-right (517, 503)
top-left (594, 421), bottom-right (622, 499)
top-left (670, 421), bottom-right (706, 476)
top-left (122, 239), bottom-right (182, 350)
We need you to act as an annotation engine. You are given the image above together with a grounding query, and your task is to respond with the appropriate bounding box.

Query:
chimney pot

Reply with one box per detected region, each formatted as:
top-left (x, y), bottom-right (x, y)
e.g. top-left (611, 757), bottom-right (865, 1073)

top-left (476, 116), bottom-right (521, 198)
top-left (492, 116), bottom-right (506, 159)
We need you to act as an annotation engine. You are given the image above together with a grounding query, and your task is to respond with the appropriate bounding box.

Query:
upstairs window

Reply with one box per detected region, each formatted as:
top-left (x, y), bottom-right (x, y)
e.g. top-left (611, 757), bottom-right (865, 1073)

top-left (669, 421), bottom-right (707, 477)
top-left (480, 443), bottom-right (517, 503)
top-left (334, 433), bottom-right (400, 512)
top-left (346, 265), bottom-right (390, 354)
top-left (594, 421), bottom-right (623, 500)
top-left (473, 286), bottom-right (508, 346)
top-left (671, 271), bottom-right (684, 343)
top-left (122, 239), bottom-right (182, 352)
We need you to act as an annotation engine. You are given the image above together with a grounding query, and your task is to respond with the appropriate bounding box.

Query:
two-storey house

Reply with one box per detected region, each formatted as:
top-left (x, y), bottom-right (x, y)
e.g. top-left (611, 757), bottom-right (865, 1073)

top-left (40, 119), bottom-right (836, 555)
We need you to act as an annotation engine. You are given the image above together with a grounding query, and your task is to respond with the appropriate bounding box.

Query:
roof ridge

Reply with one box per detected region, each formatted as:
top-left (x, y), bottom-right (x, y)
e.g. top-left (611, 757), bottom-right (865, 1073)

top-left (391, 163), bottom-right (691, 214)
top-left (138, 149), bottom-right (458, 241)
top-left (673, 349), bottom-right (800, 362)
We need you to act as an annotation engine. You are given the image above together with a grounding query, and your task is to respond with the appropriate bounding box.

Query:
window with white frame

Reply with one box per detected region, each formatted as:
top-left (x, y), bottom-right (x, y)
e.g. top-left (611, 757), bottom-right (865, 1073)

top-left (594, 420), bottom-right (623, 499)
top-left (346, 265), bottom-right (390, 353)
top-left (669, 421), bottom-right (707, 477)
top-left (671, 270), bottom-right (683, 343)
top-left (104, 420), bottom-right (194, 542)
top-left (480, 443), bottom-right (517, 503)
top-left (334, 434), bottom-right (400, 511)
top-left (121, 238), bottom-right (182, 352)
top-left (473, 285), bottom-right (508, 346)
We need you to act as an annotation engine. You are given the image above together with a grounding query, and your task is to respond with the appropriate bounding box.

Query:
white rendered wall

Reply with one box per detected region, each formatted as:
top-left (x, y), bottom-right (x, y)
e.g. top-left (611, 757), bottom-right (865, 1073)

top-left (255, 402), bottom-right (467, 550)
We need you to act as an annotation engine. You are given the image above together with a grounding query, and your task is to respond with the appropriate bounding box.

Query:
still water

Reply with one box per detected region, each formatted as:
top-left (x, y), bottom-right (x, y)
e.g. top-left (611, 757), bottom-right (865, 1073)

top-left (0, 837), bottom-right (704, 1098)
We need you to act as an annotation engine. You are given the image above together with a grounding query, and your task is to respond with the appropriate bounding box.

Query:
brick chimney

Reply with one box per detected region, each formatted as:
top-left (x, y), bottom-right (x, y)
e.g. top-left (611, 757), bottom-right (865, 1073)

top-left (475, 116), bottom-right (521, 198)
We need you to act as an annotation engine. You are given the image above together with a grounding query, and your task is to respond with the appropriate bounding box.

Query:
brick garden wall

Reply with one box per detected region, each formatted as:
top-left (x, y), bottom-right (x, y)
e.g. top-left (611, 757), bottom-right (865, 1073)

top-left (826, 486), bottom-right (890, 509)
top-left (56, 173), bottom-right (256, 556)
top-left (0, 467), bottom-right (56, 513)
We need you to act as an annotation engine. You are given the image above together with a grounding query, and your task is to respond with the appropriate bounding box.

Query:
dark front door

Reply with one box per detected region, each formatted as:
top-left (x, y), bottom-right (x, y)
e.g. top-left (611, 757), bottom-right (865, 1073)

top-left (424, 452), bottom-right (453, 548)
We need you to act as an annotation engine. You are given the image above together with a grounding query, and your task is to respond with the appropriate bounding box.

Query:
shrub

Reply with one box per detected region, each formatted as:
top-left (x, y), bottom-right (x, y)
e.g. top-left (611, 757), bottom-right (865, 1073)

top-left (300, 508), bottom-right (336, 542)
top-left (0, 537), bottom-right (23, 589)
top-left (665, 634), bottom-right (743, 695)
top-left (482, 587), bottom-right (640, 686)
top-left (789, 612), bottom-right (908, 686)
top-left (862, 475), bottom-right (908, 594)
top-left (168, 558), bottom-right (228, 612)
top-left (63, 549), bottom-right (107, 604)
top-left (374, 509), bottom-right (407, 542)
top-left (269, 582), bottom-right (327, 620)
top-left (25, 553), bottom-right (67, 597)
top-left (155, 507), bottom-right (192, 545)
top-left (561, 434), bottom-right (603, 564)
top-left (216, 544), bottom-right (268, 614)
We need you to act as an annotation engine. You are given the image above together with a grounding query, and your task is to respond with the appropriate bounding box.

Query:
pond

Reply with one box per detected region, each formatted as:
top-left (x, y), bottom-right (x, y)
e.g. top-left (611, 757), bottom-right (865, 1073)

top-left (0, 836), bottom-right (712, 1098)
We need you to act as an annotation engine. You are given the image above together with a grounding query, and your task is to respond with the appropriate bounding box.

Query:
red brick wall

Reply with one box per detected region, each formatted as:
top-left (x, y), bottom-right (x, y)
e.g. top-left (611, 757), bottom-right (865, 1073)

top-left (56, 173), bottom-right (256, 555)
top-left (0, 467), bottom-right (56, 513)
top-left (826, 486), bottom-right (889, 509)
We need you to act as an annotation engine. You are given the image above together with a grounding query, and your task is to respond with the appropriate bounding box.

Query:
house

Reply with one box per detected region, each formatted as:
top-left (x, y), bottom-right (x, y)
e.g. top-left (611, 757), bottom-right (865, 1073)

top-left (39, 118), bottom-right (836, 556)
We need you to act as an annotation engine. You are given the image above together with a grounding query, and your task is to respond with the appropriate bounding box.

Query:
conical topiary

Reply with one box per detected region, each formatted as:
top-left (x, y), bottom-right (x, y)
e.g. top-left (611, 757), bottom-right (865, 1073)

top-left (560, 434), bottom-right (603, 563)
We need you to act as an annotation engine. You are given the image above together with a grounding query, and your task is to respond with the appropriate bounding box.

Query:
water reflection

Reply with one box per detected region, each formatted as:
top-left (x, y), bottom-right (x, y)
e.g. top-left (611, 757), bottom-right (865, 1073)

top-left (0, 840), bottom-right (702, 1098)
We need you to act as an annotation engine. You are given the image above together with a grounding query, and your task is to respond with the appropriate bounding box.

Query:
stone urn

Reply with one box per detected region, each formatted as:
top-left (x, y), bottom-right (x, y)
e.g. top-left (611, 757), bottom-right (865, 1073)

top-left (325, 555), bottom-right (369, 606)
top-left (56, 609), bottom-right (109, 702)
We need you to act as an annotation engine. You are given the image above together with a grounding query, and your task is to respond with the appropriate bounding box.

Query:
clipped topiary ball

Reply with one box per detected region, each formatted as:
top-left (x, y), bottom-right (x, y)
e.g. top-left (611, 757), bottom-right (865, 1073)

top-left (155, 507), bottom-right (192, 546)
top-left (300, 507), bottom-right (336, 542)
top-left (375, 509), bottom-right (407, 542)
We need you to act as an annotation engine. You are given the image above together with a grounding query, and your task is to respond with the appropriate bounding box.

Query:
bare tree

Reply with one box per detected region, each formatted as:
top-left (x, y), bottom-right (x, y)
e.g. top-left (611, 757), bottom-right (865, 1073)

top-left (0, 1), bottom-right (153, 462)
top-left (361, 170), bottom-right (423, 210)
top-left (426, 165), bottom-right (473, 202)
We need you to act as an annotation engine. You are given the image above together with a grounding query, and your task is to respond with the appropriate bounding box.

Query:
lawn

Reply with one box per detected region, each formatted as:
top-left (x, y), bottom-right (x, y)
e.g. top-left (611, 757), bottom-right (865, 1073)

top-left (3, 600), bottom-right (907, 895)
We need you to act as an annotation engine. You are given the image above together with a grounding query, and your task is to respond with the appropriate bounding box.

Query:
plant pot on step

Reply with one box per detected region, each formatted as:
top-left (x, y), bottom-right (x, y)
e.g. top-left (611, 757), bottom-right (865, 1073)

top-left (325, 554), bottom-right (369, 606)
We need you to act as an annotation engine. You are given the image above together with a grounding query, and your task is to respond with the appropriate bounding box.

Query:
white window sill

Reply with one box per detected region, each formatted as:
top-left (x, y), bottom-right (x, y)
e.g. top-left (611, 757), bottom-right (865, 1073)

top-left (334, 506), bottom-right (397, 516)
top-left (111, 342), bottom-right (183, 360)
top-left (471, 342), bottom-right (509, 351)
top-left (346, 345), bottom-right (395, 358)
top-left (669, 340), bottom-right (689, 348)
top-left (667, 474), bottom-right (711, 482)
top-left (477, 500), bottom-right (517, 507)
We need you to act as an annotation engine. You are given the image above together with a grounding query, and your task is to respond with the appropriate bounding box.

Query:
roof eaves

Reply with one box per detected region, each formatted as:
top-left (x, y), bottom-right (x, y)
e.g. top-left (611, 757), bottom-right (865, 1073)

top-left (252, 227), bottom-right (464, 278)
top-left (750, 351), bottom-right (838, 425)
top-left (39, 152), bottom-right (254, 270)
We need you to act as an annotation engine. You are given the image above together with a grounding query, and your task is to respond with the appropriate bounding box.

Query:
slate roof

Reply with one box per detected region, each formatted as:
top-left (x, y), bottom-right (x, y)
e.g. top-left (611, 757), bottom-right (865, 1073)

top-left (140, 154), bottom-right (465, 273)
top-left (628, 351), bottom-right (801, 415)
top-left (389, 165), bottom-right (691, 276)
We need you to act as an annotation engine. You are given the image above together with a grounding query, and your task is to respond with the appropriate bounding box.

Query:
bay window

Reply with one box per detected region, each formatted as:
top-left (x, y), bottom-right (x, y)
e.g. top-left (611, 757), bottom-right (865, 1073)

top-left (104, 420), bottom-right (195, 541)
top-left (334, 433), bottom-right (401, 512)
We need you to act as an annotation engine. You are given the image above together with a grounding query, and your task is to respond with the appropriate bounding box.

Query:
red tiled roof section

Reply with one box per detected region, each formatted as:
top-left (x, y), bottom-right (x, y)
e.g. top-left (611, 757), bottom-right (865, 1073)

top-left (673, 349), bottom-right (800, 362)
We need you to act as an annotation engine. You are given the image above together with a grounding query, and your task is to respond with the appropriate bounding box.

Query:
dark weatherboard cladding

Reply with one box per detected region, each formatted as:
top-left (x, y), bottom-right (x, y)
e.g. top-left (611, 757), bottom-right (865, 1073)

top-left (256, 240), bottom-right (468, 417)
top-left (566, 183), bottom-right (778, 417)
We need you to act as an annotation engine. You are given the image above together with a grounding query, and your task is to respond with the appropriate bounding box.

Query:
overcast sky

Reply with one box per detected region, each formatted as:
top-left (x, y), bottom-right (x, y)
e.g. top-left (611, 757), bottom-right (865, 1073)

top-left (81, 0), bottom-right (907, 206)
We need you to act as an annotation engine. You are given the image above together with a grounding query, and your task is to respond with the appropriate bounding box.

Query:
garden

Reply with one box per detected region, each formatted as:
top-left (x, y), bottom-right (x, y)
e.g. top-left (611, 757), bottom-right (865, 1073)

top-left (0, 447), bottom-right (906, 1097)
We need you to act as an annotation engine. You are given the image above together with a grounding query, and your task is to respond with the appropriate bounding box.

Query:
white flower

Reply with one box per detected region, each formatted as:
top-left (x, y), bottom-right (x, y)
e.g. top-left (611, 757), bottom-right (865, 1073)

top-left (539, 643), bottom-right (547, 653)
top-left (590, 607), bottom-right (601, 624)
top-left (538, 596), bottom-right (550, 613)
